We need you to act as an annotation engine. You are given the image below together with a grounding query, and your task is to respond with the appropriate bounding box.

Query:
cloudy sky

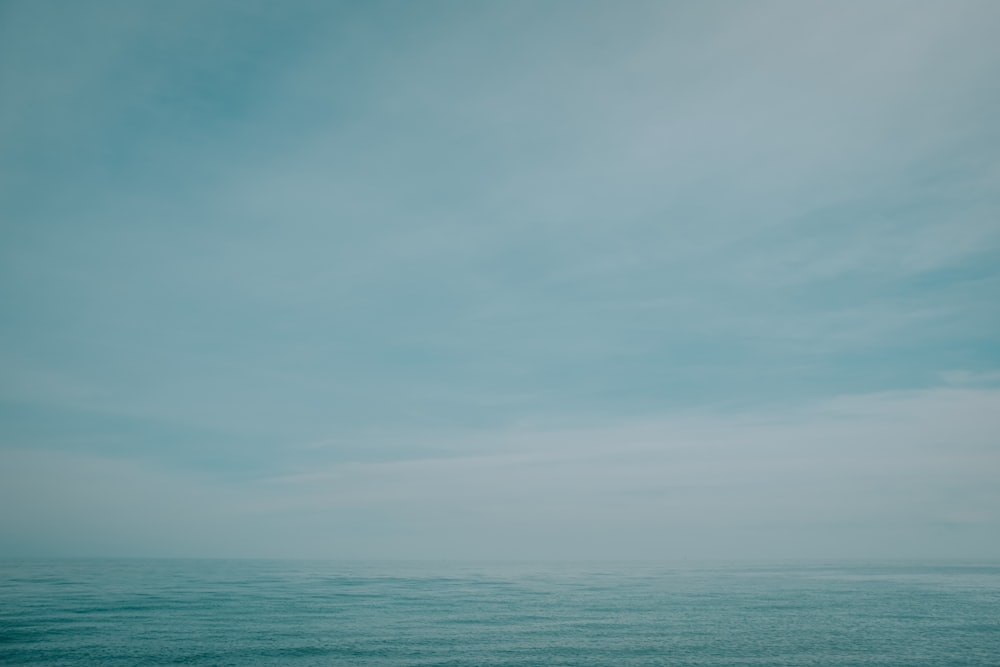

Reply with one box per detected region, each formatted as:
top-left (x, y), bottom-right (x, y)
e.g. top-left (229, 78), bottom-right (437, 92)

top-left (1, 0), bottom-right (998, 560)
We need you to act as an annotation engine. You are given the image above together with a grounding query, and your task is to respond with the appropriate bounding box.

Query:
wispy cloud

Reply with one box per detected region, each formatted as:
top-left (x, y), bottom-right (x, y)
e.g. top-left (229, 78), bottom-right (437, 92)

top-left (3, 384), bottom-right (996, 559)
top-left (1, 0), bottom-right (998, 558)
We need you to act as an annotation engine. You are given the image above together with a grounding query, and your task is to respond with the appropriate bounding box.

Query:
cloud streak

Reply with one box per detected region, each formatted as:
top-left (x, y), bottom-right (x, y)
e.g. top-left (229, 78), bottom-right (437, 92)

top-left (1, 0), bottom-right (998, 558)
top-left (3, 385), bottom-right (996, 559)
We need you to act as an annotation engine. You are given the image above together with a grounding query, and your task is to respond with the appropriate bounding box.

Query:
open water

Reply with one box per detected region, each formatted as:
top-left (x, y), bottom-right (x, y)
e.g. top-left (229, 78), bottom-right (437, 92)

top-left (1, 560), bottom-right (998, 666)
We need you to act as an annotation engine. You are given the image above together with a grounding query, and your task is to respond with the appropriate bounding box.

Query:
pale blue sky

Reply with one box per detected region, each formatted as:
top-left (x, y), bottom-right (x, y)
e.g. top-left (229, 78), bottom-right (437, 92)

top-left (1, 0), bottom-right (999, 559)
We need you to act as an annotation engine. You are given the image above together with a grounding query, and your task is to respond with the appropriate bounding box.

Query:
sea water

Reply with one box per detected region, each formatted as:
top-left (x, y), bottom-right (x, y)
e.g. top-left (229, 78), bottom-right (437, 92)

top-left (1, 560), bottom-right (998, 666)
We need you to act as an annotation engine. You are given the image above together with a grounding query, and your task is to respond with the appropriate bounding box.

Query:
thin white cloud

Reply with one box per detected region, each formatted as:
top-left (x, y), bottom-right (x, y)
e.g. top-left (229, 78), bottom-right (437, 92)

top-left (2, 384), bottom-right (997, 559)
top-left (1, 1), bottom-right (998, 558)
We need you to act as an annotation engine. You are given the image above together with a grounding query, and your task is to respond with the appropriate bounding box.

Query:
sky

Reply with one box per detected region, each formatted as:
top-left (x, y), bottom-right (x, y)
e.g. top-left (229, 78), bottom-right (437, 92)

top-left (1, 0), bottom-right (999, 560)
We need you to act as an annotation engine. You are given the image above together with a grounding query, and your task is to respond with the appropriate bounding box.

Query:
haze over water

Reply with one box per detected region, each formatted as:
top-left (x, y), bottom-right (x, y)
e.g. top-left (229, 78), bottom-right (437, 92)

top-left (2, 10), bottom-right (1000, 667)
top-left (2, 2), bottom-right (1000, 663)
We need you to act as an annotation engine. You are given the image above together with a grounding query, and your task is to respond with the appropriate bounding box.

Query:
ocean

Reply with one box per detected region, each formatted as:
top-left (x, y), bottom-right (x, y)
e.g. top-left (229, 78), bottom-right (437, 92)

top-left (1, 559), bottom-right (998, 666)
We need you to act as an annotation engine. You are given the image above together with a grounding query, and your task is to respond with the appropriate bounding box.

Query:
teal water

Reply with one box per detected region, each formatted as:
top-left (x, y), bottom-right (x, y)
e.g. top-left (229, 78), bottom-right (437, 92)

top-left (1, 560), bottom-right (998, 666)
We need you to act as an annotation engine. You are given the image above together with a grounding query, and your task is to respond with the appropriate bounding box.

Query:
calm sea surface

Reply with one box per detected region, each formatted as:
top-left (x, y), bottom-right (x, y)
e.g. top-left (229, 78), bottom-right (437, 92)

top-left (1, 560), bottom-right (998, 666)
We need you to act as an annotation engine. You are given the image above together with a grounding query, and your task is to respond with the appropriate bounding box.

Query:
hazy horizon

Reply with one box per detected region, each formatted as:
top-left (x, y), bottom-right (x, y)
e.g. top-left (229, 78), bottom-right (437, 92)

top-left (2, 1), bottom-right (999, 561)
